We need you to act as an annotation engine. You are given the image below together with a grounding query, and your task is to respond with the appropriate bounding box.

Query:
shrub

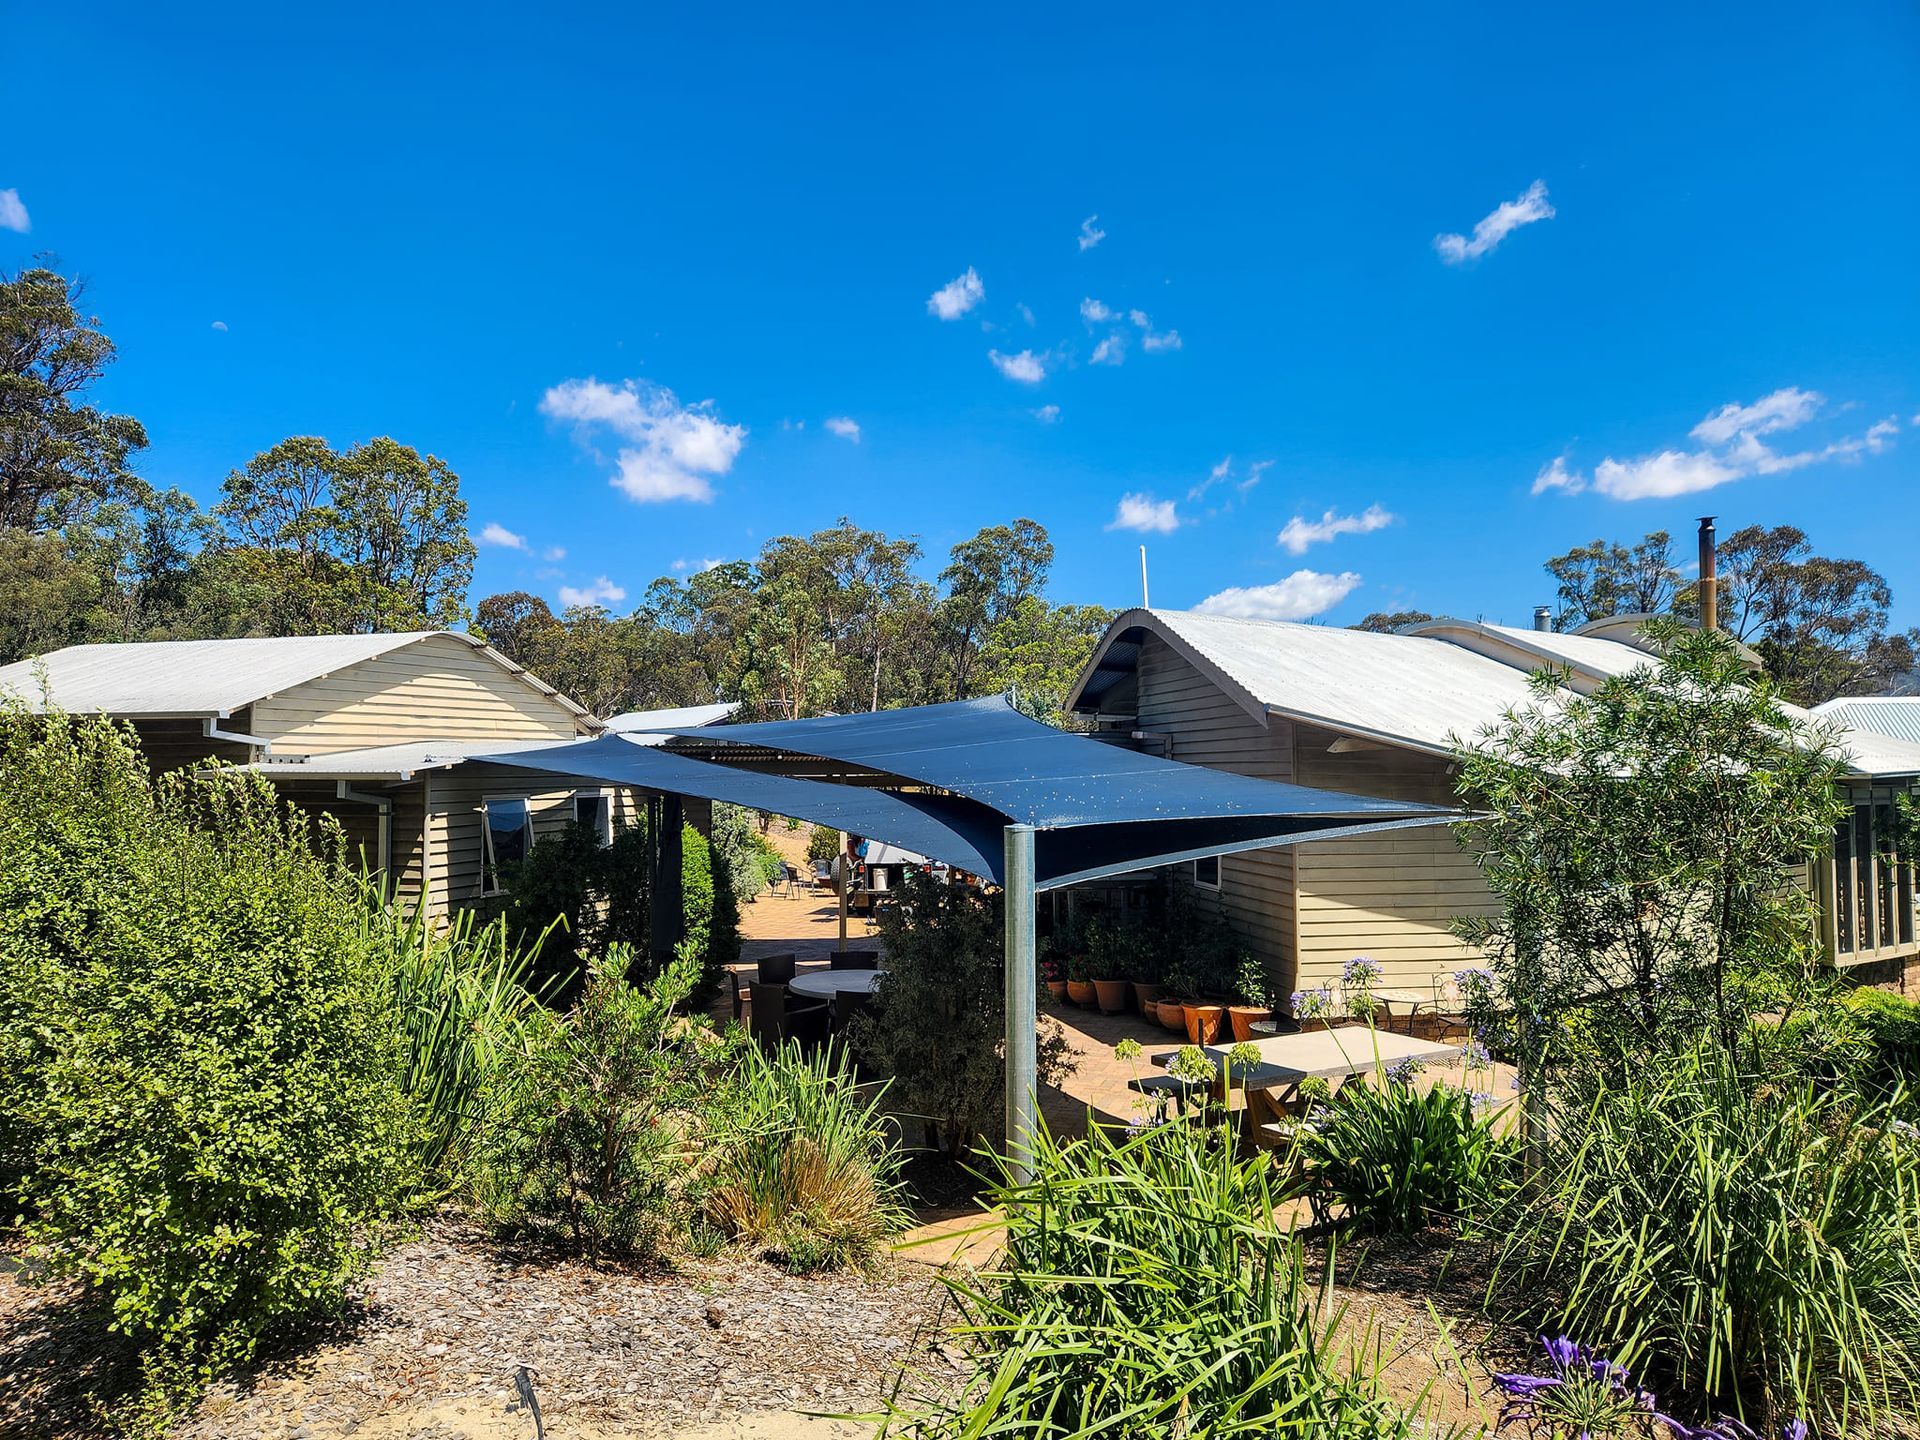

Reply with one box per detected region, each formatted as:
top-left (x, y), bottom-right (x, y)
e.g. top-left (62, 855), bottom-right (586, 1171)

top-left (710, 801), bottom-right (771, 903)
top-left (1493, 1043), bottom-right (1920, 1434)
top-left (474, 946), bottom-right (725, 1258)
top-left (887, 1118), bottom-right (1431, 1437)
top-left (1297, 1070), bottom-right (1511, 1234)
top-left (0, 708), bottom-right (415, 1414)
top-left (851, 871), bottom-right (1073, 1160)
top-left (704, 1042), bottom-right (906, 1272)
top-left (1845, 986), bottom-right (1920, 1100)
top-left (807, 824), bottom-right (841, 863)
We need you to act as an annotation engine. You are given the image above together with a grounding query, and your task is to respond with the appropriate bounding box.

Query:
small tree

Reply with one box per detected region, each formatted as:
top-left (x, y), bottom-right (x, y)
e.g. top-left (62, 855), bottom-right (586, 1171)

top-left (1453, 622), bottom-right (1846, 1082)
top-left (852, 871), bottom-right (1073, 1160)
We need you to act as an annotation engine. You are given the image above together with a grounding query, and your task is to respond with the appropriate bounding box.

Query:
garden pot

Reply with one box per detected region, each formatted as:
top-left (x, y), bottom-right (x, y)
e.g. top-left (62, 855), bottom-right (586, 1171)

top-left (1067, 979), bottom-right (1096, 1008)
top-left (1045, 979), bottom-right (1069, 1004)
top-left (1155, 998), bottom-right (1188, 1032)
top-left (1131, 981), bottom-right (1163, 1015)
top-left (1092, 978), bottom-right (1130, 1014)
top-left (1228, 1005), bottom-right (1269, 1043)
top-left (1183, 1002), bottom-right (1225, 1046)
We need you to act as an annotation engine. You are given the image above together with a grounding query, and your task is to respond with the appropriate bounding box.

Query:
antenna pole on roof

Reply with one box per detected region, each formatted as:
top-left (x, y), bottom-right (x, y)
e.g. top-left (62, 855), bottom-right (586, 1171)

top-left (1139, 545), bottom-right (1150, 609)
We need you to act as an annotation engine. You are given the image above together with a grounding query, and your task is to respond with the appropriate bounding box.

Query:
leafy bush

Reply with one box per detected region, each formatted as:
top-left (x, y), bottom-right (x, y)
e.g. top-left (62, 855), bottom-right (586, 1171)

top-left (684, 824), bottom-right (740, 990)
top-left (1845, 986), bottom-right (1920, 1100)
top-left (887, 1118), bottom-right (1431, 1437)
top-left (0, 707), bottom-right (415, 1414)
top-left (807, 824), bottom-right (842, 863)
top-left (704, 1042), bottom-right (906, 1271)
top-left (710, 801), bottom-right (771, 903)
top-left (1493, 1043), bottom-right (1920, 1434)
top-left (1297, 1071), bottom-right (1511, 1234)
top-left (475, 946), bottom-right (727, 1258)
top-left (852, 871), bottom-right (1073, 1160)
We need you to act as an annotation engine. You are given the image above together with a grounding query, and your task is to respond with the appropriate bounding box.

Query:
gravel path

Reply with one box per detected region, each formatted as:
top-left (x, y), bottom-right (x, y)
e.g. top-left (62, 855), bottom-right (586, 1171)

top-left (2, 1222), bottom-right (954, 1439)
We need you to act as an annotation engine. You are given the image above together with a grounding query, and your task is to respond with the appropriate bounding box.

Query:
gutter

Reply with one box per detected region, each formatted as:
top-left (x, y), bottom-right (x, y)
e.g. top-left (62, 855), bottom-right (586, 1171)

top-left (203, 716), bottom-right (273, 754)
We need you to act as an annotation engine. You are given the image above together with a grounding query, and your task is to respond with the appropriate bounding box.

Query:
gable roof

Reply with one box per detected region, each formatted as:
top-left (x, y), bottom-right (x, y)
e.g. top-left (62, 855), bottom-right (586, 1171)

top-left (0, 632), bottom-right (595, 727)
top-left (1069, 607), bottom-right (1920, 780)
top-left (1073, 608), bottom-right (1545, 754)
top-left (1814, 696), bottom-right (1920, 747)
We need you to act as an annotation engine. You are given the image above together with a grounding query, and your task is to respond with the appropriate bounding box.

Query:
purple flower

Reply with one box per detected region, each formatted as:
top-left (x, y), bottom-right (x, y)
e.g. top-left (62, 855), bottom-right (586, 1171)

top-left (1780, 1422), bottom-right (1808, 1440)
top-left (1464, 1038), bottom-right (1493, 1069)
top-left (1342, 955), bottom-right (1381, 988)
top-left (1490, 1371), bottom-right (1563, 1398)
top-left (1385, 1056), bottom-right (1425, 1086)
top-left (1542, 1334), bottom-right (1582, 1371)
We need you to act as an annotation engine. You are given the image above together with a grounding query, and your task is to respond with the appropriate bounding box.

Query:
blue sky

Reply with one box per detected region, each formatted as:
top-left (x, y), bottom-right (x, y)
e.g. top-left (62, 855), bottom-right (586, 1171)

top-left (7, 3), bottom-right (1917, 627)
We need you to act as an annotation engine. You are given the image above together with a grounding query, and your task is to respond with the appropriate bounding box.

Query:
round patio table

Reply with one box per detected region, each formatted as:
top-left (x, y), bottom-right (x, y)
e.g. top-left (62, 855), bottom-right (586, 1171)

top-left (788, 968), bottom-right (888, 1000)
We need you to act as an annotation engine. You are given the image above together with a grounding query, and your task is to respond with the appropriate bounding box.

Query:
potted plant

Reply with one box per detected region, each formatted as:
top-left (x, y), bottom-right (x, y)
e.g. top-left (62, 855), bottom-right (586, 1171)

top-left (1088, 918), bottom-right (1132, 1015)
top-left (1227, 951), bottom-right (1273, 1043)
top-left (1157, 966), bottom-right (1196, 1032)
top-left (1168, 961), bottom-right (1223, 1045)
top-left (1039, 947), bottom-right (1068, 1004)
top-left (1065, 949), bottom-right (1096, 1008)
top-left (1129, 939), bottom-right (1164, 1019)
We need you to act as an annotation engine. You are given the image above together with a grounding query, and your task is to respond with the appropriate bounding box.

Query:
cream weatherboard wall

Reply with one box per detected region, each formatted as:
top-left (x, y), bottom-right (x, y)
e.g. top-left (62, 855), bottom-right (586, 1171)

top-left (246, 635), bottom-right (583, 755)
top-left (420, 768), bottom-right (644, 910)
top-left (1124, 632), bottom-right (1493, 996)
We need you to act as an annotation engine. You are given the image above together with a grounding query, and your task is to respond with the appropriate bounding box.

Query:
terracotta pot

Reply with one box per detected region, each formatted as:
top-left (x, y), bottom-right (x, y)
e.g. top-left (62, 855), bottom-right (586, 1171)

top-left (1183, 1002), bottom-right (1225, 1046)
top-left (1092, 978), bottom-right (1129, 1014)
top-left (1228, 1004), bottom-right (1270, 1043)
top-left (1045, 979), bottom-right (1069, 1004)
top-left (1131, 981), bottom-right (1163, 1015)
top-left (1066, 978), bottom-right (1096, 1008)
top-left (1155, 998), bottom-right (1188, 1031)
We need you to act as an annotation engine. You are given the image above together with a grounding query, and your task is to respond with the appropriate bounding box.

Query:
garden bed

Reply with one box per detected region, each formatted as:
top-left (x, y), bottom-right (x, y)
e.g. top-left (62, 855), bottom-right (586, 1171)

top-left (1, 1220), bottom-right (954, 1440)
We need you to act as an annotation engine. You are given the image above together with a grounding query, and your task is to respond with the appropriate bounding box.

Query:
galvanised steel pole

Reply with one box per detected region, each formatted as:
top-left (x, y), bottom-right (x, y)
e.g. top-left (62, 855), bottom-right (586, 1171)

top-left (1003, 823), bottom-right (1037, 1186)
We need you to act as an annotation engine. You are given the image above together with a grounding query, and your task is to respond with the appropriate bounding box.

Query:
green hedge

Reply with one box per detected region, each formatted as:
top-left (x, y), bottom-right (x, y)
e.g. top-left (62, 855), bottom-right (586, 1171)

top-left (1846, 986), bottom-right (1920, 1097)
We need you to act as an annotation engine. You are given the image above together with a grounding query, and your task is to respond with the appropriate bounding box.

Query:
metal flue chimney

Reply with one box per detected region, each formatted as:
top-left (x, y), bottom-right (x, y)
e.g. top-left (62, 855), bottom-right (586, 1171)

top-left (1533, 605), bottom-right (1552, 632)
top-left (1697, 516), bottom-right (1717, 632)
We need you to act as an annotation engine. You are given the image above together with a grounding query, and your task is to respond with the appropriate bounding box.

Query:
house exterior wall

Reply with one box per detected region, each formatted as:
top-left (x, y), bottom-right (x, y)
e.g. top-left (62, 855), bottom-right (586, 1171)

top-left (130, 716), bottom-right (255, 774)
top-left (418, 767), bottom-right (645, 915)
top-left (247, 635), bottom-right (582, 756)
top-left (1290, 725), bottom-right (1495, 992)
top-left (1132, 634), bottom-right (1297, 992)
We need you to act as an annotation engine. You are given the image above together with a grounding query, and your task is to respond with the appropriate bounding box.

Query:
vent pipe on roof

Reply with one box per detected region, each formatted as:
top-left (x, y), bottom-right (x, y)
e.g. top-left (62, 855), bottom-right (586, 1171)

top-left (1697, 516), bottom-right (1718, 632)
top-left (1533, 605), bottom-right (1552, 632)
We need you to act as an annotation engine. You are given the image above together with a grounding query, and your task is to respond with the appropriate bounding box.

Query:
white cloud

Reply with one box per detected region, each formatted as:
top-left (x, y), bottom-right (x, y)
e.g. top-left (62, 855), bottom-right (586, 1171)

top-left (1531, 456), bottom-right (1583, 495)
top-left (824, 415), bottom-right (861, 443)
top-left (1090, 334), bottom-right (1126, 366)
top-left (478, 522), bottom-right (527, 550)
top-left (1277, 503), bottom-right (1396, 555)
top-left (1080, 297), bottom-right (1114, 324)
top-left (558, 576), bottom-right (627, 609)
top-left (1032, 404), bottom-right (1061, 423)
top-left (1187, 455), bottom-right (1234, 502)
top-left (1543, 387), bottom-right (1898, 502)
top-left (1141, 328), bottom-right (1183, 353)
top-left (1690, 386), bottom-right (1824, 445)
top-left (0, 188), bottom-right (28, 233)
top-left (671, 557), bottom-right (728, 574)
top-left (543, 545), bottom-right (567, 562)
top-left (989, 348), bottom-right (1047, 383)
top-left (540, 376), bottom-right (745, 504)
top-left (1078, 215), bottom-right (1106, 251)
top-left (1107, 492), bottom-right (1180, 533)
top-left (1128, 308), bottom-right (1150, 328)
top-left (1196, 571), bottom-right (1363, 621)
top-left (1188, 455), bottom-right (1273, 505)
top-left (1242, 460), bottom-right (1273, 492)
top-left (1016, 302), bottom-right (1035, 327)
top-left (1434, 179), bottom-right (1555, 264)
top-left (1593, 449), bottom-right (1742, 500)
top-left (927, 266), bottom-right (985, 320)
top-left (210, 320), bottom-right (229, 332)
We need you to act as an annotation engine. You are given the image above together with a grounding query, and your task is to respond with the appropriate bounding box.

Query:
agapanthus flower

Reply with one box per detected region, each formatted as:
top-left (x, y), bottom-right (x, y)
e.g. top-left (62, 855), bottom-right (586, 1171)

top-left (1342, 955), bottom-right (1381, 988)
top-left (1464, 1038), bottom-right (1494, 1070)
top-left (1385, 1056), bottom-right (1425, 1086)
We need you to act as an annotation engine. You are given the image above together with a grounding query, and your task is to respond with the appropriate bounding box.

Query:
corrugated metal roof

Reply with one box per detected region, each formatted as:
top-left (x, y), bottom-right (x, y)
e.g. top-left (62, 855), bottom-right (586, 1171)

top-left (1117, 609), bottom-right (1546, 754)
top-left (1410, 618), bottom-right (1659, 682)
top-left (1814, 697), bottom-right (1920, 747)
top-left (240, 736), bottom-right (578, 781)
top-left (604, 701), bottom-right (740, 741)
top-left (0, 631), bottom-right (595, 725)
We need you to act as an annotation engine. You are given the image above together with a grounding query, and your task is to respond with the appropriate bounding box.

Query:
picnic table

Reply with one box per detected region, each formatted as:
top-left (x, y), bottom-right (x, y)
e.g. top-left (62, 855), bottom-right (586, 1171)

top-left (1137, 1028), bottom-right (1462, 1150)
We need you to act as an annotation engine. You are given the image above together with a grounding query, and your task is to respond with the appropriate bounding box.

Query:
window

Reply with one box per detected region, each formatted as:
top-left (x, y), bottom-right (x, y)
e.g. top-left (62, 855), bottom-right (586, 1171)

top-left (1830, 788), bottom-right (1916, 964)
top-left (480, 797), bottom-right (532, 896)
top-left (1192, 854), bottom-right (1221, 890)
top-left (573, 790), bottom-right (613, 847)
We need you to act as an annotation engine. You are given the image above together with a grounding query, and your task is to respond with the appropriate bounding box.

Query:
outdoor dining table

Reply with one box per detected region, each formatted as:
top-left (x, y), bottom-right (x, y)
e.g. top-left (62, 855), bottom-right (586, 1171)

top-left (787, 968), bottom-right (888, 1000)
top-left (1139, 1028), bottom-right (1462, 1148)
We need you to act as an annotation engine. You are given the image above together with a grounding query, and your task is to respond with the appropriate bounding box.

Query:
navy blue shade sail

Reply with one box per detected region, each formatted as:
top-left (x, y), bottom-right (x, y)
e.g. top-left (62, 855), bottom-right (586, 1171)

top-left (478, 696), bottom-right (1459, 890)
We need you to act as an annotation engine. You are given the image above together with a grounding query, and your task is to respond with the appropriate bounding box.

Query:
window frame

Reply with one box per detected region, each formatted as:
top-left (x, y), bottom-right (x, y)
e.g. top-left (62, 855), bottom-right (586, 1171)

top-left (479, 795), bottom-right (534, 897)
top-left (572, 788), bottom-right (614, 848)
top-left (1192, 853), bottom-right (1222, 891)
